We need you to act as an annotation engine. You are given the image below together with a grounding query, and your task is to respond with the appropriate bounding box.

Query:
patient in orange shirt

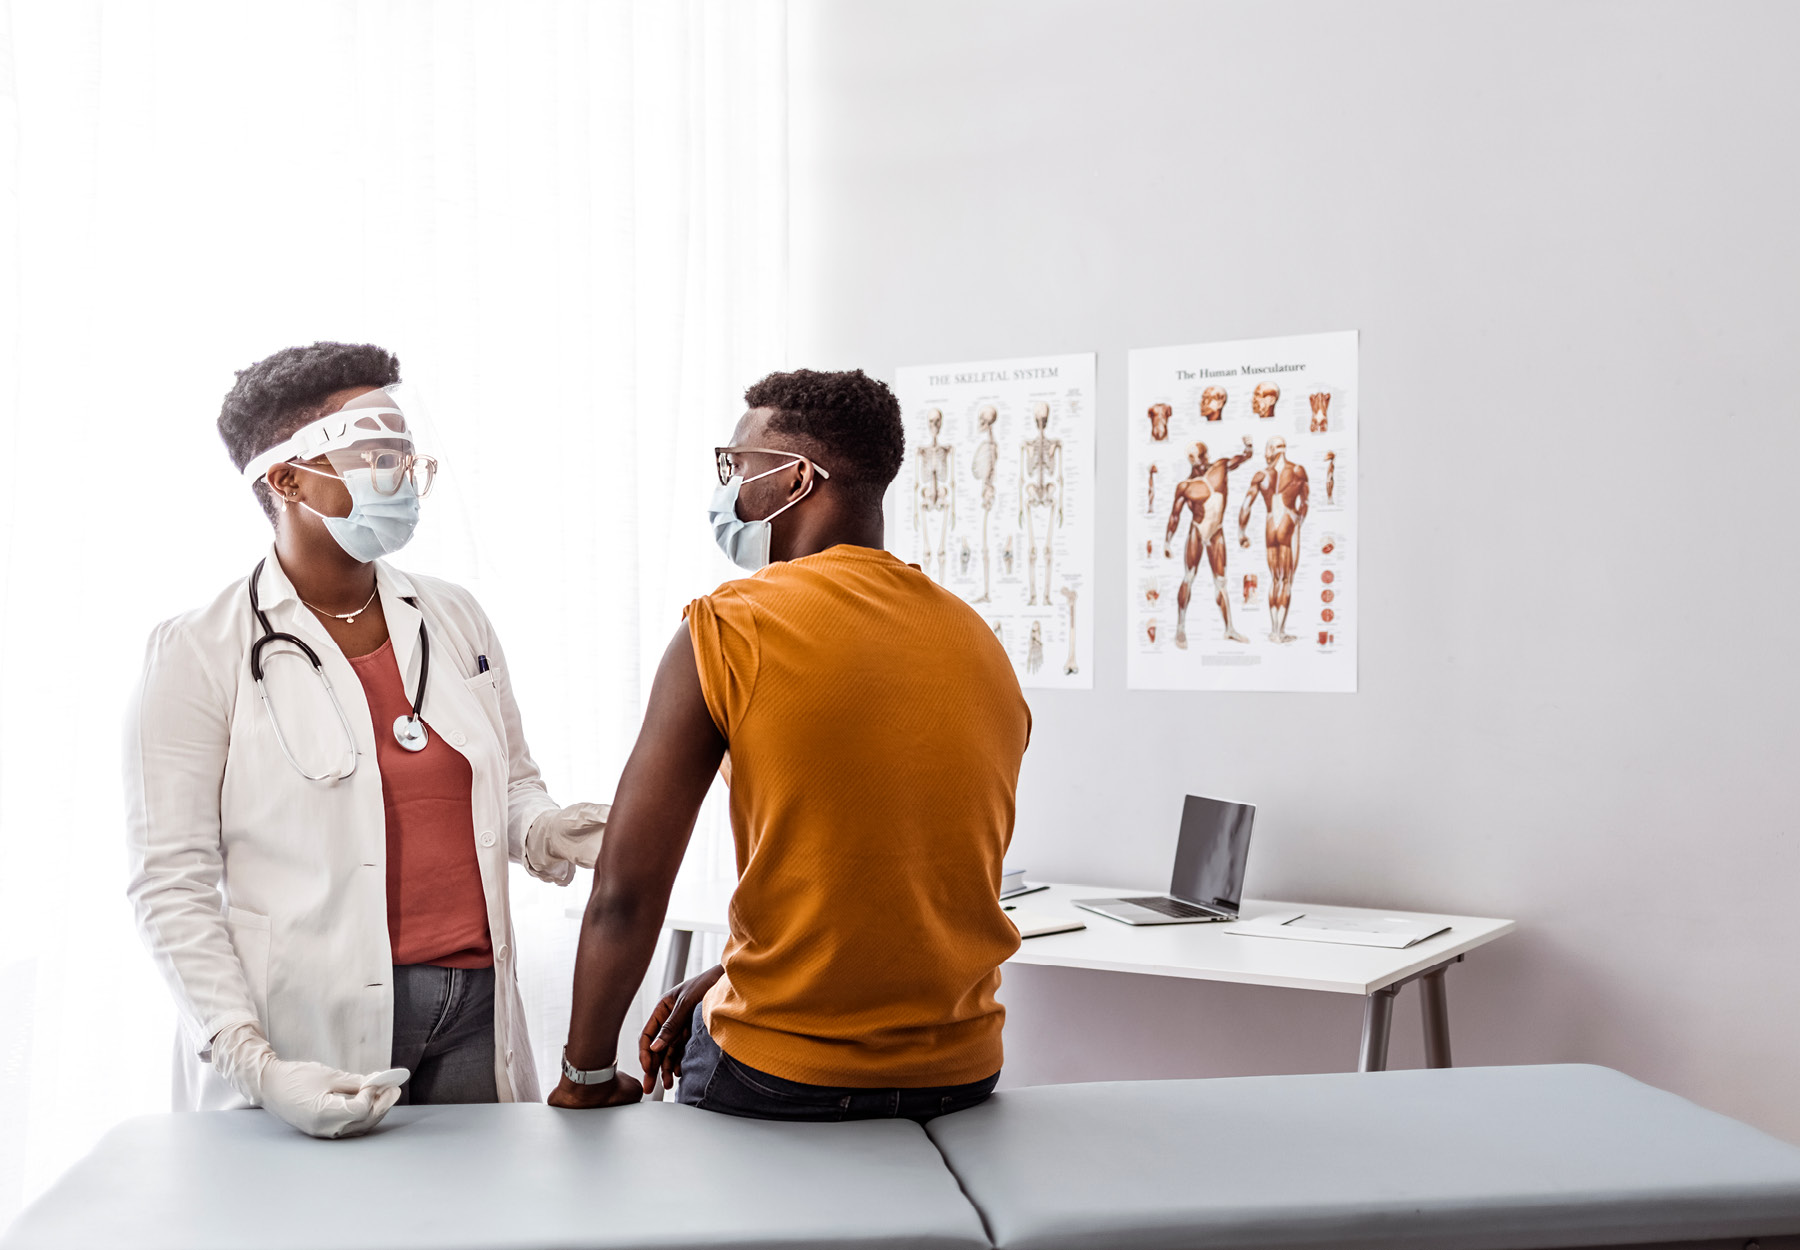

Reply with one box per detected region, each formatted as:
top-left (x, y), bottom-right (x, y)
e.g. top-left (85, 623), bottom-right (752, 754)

top-left (552, 368), bottom-right (1031, 1121)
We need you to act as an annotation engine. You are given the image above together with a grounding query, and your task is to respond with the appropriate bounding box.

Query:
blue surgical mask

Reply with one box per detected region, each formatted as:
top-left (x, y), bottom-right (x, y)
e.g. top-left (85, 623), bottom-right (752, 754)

top-left (299, 468), bottom-right (421, 563)
top-left (708, 459), bottom-right (811, 572)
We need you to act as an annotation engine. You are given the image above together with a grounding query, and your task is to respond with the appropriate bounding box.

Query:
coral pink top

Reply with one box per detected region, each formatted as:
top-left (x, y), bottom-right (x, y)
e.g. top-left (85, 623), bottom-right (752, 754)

top-left (348, 639), bottom-right (492, 969)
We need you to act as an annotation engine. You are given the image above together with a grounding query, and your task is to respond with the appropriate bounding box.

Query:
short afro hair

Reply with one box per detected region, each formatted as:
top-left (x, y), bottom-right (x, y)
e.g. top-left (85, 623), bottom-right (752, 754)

top-left (742, 368), bottom-right (905, 509)
top-left (218, 341), bottom-right (402, 523)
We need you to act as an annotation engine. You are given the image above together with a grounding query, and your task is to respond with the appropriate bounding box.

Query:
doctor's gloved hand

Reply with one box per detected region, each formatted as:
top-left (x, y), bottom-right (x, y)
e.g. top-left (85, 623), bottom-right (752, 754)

top-left (212, 1023), bottom-right (406, 1139)
top-left (523, 801), bottom-right (612, 885)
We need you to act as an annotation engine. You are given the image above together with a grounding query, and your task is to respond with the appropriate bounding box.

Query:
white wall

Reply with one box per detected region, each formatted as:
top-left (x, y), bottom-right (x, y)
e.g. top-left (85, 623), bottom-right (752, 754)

top-left (787, 0), bottom-right (1800, 1140)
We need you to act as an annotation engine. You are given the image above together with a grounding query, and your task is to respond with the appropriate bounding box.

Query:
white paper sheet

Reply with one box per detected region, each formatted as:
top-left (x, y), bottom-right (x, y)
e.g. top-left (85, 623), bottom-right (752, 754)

top-left (892, 352), bottom-right (1097, 688)
top-left (1126, 331), bottom-right (1358, 692)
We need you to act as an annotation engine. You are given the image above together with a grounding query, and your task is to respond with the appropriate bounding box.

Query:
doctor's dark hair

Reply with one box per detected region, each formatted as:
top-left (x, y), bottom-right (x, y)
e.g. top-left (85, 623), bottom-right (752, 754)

top-left (743, 368), bottom-right (905, 509)
top-left (218, 341), bottom-right (403, 523)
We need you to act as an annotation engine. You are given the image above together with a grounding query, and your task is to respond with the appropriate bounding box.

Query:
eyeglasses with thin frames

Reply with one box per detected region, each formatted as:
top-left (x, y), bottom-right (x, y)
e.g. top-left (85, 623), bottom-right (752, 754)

top-left (714, 446), bottom-right (831, 487)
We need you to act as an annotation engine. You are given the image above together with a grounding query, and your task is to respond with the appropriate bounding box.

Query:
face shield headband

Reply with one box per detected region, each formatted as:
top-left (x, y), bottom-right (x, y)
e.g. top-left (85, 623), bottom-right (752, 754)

top-left (242, 387), bottom-right (433, 488)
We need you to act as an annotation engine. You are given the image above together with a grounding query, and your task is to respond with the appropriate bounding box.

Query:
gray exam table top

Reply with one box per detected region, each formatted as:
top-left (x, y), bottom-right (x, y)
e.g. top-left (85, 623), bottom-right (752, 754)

top-left (10, 1063), bottom-right (1800, 1250)
top-left (925, 1063), bottom-right (1800, 1250)
top-left (1, 1099), bottom-right (991, 1250)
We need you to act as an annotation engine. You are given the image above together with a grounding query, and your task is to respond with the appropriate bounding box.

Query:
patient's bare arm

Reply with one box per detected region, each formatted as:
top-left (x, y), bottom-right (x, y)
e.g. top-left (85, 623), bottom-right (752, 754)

top-left (552, 625), bottom-right (727, 1109)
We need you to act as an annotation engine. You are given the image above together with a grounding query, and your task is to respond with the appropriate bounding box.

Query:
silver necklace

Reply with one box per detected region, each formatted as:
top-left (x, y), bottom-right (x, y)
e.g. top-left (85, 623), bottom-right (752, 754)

top-left (301, 584), bottom-right (379, 624)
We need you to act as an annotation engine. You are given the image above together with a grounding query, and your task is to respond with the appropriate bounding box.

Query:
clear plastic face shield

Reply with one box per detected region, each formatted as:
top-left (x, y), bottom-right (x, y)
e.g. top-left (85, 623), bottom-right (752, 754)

top-left (243, 385), bottom-right (440, 561)
top-left (246, 385), bottom-right (438, 496)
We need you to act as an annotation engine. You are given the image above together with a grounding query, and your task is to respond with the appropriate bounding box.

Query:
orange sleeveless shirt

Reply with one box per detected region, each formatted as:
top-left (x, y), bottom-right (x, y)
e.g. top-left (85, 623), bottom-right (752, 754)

top-left (686, 546), bottom-right (1030, 1088)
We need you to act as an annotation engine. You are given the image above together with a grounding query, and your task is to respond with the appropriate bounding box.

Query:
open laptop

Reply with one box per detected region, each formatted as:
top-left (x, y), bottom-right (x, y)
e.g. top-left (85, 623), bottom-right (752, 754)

top-left (1074, 795), bottom-right (1255, 925)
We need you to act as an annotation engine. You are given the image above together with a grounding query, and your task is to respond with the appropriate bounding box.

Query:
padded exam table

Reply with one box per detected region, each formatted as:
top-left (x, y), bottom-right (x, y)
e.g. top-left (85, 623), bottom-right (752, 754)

top-left (8, 1065), bottom-right (1800, 1250)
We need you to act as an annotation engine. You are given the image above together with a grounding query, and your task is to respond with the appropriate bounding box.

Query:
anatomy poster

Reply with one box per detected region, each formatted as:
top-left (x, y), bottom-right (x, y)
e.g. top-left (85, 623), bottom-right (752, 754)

top-left (891, 352), bottom-right (1096, 689)
top-left (1127, 331), bottom-right (1357, 692)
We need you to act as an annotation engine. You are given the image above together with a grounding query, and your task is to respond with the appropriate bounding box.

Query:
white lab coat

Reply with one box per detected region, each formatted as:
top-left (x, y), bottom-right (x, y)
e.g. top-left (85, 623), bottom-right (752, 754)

top-left (124, 549), bottom-right (566, 1109)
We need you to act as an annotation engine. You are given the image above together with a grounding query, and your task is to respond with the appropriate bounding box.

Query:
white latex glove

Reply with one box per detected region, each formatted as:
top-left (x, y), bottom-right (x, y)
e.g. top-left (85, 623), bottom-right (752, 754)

top-left (212, 1022), bottom-right (405, 1139)
top-left (523, 801), bottom-right (611, 885)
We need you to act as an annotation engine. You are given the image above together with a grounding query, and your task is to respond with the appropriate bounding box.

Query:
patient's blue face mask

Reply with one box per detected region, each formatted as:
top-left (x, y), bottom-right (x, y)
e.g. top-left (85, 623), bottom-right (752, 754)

top-left (708, 459), bottom-right (811, 572)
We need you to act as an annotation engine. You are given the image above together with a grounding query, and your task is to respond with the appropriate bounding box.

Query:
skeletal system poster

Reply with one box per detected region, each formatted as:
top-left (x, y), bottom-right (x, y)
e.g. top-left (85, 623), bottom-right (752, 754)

top-left (1127, 331), bottom-right (1357, 692)
top-left (892, 352), bottom-right (1096, 689)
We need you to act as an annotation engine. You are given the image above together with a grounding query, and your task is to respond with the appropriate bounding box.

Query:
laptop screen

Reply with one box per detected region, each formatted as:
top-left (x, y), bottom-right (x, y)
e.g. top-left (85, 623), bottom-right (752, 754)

top-left (1168, 795), bottom-right (1255, 916)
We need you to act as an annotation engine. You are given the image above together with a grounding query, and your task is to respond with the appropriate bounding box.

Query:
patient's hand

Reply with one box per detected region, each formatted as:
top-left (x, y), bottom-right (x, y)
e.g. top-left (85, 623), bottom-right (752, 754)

top-left (548, 1069), bottom-right (644, 1111)
top-left (641, 963), bottom-right (726, 1089)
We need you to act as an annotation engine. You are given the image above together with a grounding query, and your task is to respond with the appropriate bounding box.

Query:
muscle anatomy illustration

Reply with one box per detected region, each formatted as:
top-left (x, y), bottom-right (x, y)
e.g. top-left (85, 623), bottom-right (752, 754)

top-left (1201, 386), bottom-right (1228, 422)
top-left (971, 404), bottom-right (999, 602)
top-left (1243, 573), bottom-right (1257, 604)
top-left (1060, 586), bottom-right (1079, 675)
top-left (913, 408), bottom-right (955, 582)
top-left (1146, 403), bottom-right (1171, 442)
top-left (1163, 436), bottom-right (1255, 647)
top-left (1251, 381), bottom-right (1281, 420)
top-left (1325, 451), bottom-right (1335, 503)
top-left (1146, 463), bottom-right (1158, 514)
top-left (1309, 392), bottom-right (1331, 432)
top-left (1239, 437), bottom-right (1310, 644)
top-left (1018, 402), bottom-right (1064, 606)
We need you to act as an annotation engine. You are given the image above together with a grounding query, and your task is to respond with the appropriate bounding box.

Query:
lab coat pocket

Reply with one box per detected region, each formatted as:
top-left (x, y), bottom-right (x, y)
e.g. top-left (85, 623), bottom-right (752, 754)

top-left (462, 671), bottom-right (506, 745)
top-left (225, 906), bottom-right (271, 1028)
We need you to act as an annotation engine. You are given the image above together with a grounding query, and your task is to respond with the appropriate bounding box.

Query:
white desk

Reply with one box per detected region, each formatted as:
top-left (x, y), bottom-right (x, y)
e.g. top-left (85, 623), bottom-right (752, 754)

top-left (654, 880), bottom-right (1515, 1073)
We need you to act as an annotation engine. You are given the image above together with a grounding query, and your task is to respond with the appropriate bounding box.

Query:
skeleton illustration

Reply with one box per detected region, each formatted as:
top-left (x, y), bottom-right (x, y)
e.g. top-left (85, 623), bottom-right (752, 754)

top-left (958, 539), bottom-right (971, 576)
top-left (1146, 403), bottom-right (1171, 442)
top-left (1326, 451), bottom-right (1336, 503)
top-left (970, 404), bottom-right (999, 602)
top-left (1146, 463), bottom-right (1158, 514)
top-left (1164, 436), bottom-right (1255, 647)
top-left (1201, 386), bottom-right (1228, 422)
top-left (913, 408), bottom-right (955, 582)
top-left (1017, 401), bottom-right (1064, 606)
top-left (1309, 392), bottom-right (1331, 433)
top-left (1026, 621), bottom-right (1044, 675)
top-left (1239, 436), bottom-right (1310, 644)
top-left (990, 619), bottom-right (1005, 649)
top-left (1060, 586), bottom-right (1079, 676)
top-left (1251, 381), bottom-right (1281, 420)
top-left (1003, 535), bottom-right (1015, 576)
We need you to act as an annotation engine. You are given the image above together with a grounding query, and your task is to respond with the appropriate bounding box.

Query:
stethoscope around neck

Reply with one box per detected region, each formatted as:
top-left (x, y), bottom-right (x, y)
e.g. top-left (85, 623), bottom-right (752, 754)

top-left (248, 558), bottom-right (431, 782)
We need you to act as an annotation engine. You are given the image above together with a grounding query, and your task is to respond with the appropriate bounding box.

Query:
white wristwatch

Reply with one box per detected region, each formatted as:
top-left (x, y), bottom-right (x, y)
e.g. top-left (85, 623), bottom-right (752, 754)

top-left (561, 1048), bottom-right (618, 1086)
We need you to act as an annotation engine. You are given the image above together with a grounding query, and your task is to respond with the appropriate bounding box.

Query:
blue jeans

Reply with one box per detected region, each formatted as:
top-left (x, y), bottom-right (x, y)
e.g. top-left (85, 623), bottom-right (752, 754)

top-left (675, 1004), bottom-right (998, 1123)
top-left (389, 964), bottom-right (498, 1105)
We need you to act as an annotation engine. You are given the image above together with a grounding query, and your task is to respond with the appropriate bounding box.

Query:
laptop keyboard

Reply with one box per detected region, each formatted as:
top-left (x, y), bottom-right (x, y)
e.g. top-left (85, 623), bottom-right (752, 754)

top-left (1121, 896), bottom-right (1221, 920)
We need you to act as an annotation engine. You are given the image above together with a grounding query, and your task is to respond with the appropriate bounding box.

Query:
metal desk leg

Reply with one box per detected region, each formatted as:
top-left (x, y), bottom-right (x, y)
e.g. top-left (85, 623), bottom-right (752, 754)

top-left (1359, 985), bottom-right (1398, 1072)
top-left (1420, 964), bottom-right (1453, 1068)
top-left (661, 927), bottom-right (694, 994)
top-left (654, 927), bottom-right (695, 1102)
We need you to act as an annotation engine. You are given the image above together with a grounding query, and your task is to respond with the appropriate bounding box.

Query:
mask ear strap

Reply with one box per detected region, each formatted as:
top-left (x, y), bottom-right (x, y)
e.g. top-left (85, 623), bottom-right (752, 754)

top-left (762, 462), bottom-right (817, 522)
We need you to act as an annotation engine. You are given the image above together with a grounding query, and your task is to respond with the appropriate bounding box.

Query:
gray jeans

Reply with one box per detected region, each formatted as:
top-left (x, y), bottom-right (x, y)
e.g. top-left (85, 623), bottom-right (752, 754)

top-left (390, 964), bottom-right (498, 1105)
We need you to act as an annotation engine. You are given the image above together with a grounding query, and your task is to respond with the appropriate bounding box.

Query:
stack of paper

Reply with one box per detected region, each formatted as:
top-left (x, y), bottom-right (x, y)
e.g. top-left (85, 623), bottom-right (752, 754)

top-left (1228, 910), bottom-right (1450, 949)
top-left (1000, 867), bottom-right (1047, 900)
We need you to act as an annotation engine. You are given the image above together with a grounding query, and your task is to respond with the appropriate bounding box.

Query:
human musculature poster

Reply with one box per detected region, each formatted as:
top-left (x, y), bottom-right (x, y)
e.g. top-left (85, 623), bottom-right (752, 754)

top-left (891, 352), bottom-right (1096, 689)
top-left (1127, 330), bottom-right (1357, 692)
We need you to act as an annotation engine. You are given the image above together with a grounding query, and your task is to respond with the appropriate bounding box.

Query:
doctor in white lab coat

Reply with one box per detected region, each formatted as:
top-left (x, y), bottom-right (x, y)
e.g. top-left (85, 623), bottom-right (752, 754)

top-left (126, 342), bottom-right (606, 1138)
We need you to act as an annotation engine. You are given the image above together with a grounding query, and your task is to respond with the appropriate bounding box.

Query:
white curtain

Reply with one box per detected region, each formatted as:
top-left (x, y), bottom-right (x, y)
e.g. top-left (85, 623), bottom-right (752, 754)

top-left (0, 0), bottom-right (784, 1224)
